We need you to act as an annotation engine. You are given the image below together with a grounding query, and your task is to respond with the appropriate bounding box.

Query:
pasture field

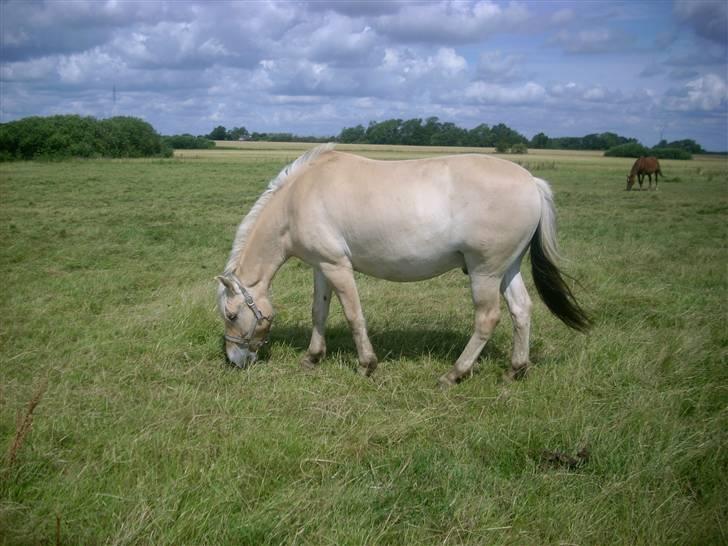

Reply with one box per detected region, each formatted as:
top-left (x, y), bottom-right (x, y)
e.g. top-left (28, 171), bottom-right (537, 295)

top-left (1, 143), bottom-right (726, 545)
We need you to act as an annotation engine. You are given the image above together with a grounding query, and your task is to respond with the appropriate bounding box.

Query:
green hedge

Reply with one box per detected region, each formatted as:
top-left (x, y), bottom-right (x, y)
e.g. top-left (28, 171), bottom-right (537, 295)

top-left (603, 142), bottom-right (650, 158)
top-left (163, 134), bottom-right (216, 150)
top-left (0, 115), bottom-right (173, 160)
top-left (650, 147), bottom-right (692, 160)
top-left (604, 142), bottom-right (692, 160)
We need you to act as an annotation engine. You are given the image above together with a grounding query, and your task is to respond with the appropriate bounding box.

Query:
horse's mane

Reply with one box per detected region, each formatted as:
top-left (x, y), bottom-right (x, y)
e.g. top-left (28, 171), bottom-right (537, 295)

top-left (223, 142), bottom-right (336, 274)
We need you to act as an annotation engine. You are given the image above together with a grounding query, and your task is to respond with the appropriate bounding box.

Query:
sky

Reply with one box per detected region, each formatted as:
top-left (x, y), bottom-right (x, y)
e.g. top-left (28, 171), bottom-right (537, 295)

top-left (1, 0), bottom-right (727, 150)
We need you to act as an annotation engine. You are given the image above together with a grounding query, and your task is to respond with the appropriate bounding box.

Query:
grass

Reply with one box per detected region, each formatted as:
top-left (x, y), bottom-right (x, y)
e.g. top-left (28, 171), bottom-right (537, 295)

top-left (1, 144), bottom-right (727, 544)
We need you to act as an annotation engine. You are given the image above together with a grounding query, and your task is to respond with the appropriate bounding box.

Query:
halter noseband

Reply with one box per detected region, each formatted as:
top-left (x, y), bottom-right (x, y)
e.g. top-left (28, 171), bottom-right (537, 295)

top-left (222, 275), bottom-right (273, 349)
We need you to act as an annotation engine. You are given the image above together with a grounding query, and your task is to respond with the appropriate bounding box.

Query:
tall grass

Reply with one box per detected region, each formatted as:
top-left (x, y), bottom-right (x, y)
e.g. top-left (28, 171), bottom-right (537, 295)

top-left (1, 147), bottom-right (726, 544)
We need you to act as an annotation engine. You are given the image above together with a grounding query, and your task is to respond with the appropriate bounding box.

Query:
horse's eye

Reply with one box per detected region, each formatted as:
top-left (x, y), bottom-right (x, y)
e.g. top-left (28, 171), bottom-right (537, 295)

top-left (226, 312), bottom-right (238, 321)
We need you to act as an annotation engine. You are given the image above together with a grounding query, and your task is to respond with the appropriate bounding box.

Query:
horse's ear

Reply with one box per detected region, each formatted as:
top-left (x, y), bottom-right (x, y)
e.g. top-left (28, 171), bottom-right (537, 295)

top-left (216, 276), bottom-right (236, 292)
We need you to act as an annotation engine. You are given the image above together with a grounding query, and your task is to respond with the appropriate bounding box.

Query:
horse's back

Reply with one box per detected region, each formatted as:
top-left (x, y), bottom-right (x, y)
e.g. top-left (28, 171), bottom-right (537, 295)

top-left (286, 152), bottom-right (542, 280)
top-left (635, 156), bottom-right (661, 173)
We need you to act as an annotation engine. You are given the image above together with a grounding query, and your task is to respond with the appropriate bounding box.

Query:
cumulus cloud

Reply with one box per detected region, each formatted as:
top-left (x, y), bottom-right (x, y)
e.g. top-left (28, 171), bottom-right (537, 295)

top-left (0, 0), bottom-right (726, 149)
top-left (374, 1), bottom-right (531, 44)
top-left (551, 8), bottom-right (575, 25)
top-left (550, 28), bottom-right (635, 54)
top-left (664, 73), bottom-right (728, 111)
top-left (463, 81), bottom-right (546, 105)
top-left (674, 0), bottom-right (728, 45)
top-left (476, 51), bottom-right (525, 82)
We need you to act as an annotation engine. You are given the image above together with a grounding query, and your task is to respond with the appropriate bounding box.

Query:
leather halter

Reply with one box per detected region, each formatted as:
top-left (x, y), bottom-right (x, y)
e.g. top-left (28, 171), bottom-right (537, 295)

top-left (222, 275), bottom-right (272, 349)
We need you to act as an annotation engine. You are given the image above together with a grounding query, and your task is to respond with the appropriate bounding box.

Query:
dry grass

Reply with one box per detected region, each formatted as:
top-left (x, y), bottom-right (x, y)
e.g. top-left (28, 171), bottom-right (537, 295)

top-left (4, 379), bottom-right (46, 468)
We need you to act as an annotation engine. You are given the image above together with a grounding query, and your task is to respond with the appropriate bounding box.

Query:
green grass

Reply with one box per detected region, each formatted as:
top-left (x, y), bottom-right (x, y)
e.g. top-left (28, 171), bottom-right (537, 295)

top-left (1, 145), bottom-right (727, 545)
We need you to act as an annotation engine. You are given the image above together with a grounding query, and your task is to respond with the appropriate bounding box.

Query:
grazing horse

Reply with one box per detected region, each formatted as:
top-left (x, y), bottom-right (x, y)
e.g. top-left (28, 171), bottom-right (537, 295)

top-left (217, 144), bottom-right (590, 387)
top-left (627, 156), bottom-right (662, 190)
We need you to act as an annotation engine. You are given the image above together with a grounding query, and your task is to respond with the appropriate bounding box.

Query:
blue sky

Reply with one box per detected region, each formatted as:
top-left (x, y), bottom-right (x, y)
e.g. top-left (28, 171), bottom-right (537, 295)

top-left (1, 0), bottom-right (727, 150)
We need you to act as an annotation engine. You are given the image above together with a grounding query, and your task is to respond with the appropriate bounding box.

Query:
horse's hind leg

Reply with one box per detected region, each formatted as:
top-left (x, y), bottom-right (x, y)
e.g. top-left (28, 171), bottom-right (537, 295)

top-left (439, 272), bottom-right (501, 388)
top-left (319, 261), bottom-right (378, 376)
top-left (301, 268), bottom-right (332, 370)
top-left (501, 269), bottom-right (532, 380)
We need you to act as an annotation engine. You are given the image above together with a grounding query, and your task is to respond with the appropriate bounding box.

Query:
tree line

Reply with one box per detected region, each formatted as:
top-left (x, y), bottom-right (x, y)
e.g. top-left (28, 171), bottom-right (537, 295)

top-left (207, 117), bottom-right (704, 155)
top-left (0, 114), bottom-right (706, 160)
top-left (206, 125), bottom-right (330, 144)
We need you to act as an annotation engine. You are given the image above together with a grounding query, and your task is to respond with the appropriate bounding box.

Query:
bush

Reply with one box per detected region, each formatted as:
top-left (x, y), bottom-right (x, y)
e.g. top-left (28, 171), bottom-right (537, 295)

top-left (511, 143), bottom-right (528, 154)
top-left (495, 140), bottom-right (510, 153)
top-left (0, 115), bottom-right (171, 160)
top-left (163, 134), bottom-right (216, 150)
top-left (650, 147), bottom-right (692, 160)
top-left (604, 142), bottom-right (650, 158)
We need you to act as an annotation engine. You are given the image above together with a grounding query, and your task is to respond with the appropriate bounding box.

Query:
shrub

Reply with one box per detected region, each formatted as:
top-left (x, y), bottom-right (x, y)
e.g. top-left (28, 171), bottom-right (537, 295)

top-left (650, 147), bottom-right (692, 160)
top-left (604, 142), bottom-right (650, 158)
top-left (511, 143), bottom-right (528, 154)
top-left (0, 115), bottom-right (170, 160)
top-left (495, 140), bottom-right (510, 153)
top-left (163, 134), bottom-right (216, 150)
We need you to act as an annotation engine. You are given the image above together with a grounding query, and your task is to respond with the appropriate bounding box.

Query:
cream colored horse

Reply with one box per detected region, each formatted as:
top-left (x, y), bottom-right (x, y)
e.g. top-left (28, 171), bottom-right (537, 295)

top-left (217, 144), bottom-right (589, 387)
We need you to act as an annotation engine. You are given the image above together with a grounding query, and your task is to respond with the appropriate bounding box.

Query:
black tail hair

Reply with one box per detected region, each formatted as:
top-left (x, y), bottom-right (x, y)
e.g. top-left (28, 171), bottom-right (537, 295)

top-left (530, 225), bottom-right (591, 332)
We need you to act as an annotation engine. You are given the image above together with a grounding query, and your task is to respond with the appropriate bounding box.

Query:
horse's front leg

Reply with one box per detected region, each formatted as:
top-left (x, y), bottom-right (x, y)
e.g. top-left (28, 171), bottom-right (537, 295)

top-left (320, 262), bottom-right (378, 376)
top-left (439, 273), bottom-right (501, 388)
top-left (301, 268), bottom-right (332, 370)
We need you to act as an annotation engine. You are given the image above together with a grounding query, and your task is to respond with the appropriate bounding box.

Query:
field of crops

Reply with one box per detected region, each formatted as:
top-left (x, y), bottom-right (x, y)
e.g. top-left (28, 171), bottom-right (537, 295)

top-left (2, 143), bottom-right (726, 544)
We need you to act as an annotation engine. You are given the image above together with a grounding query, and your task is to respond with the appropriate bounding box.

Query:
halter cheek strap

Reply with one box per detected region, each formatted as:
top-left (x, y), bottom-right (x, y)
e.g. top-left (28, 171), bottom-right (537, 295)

top-left (223, 275), bottom-right (273, 348)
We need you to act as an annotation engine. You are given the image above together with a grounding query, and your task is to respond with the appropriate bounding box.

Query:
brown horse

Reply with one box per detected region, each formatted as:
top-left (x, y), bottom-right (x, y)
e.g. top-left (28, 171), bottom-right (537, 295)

top-left (626, 156), bottom-right (662, 191)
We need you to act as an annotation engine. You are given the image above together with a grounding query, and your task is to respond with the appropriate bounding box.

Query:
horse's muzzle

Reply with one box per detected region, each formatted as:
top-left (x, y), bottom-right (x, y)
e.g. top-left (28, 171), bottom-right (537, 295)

top-left (225, 343), bottom-right (258, 368)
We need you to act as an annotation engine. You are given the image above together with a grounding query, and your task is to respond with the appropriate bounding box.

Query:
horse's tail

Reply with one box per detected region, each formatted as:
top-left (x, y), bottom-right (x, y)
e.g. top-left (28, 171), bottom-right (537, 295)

top-left (530, 178), bottom-right (591, 332)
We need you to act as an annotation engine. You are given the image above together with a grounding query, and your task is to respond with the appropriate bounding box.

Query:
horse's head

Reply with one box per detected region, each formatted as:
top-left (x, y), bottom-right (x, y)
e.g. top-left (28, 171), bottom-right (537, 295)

top-left (626, 174), bottom-right (636, 191)
top-left (216, 275), bottom-right (274, 367)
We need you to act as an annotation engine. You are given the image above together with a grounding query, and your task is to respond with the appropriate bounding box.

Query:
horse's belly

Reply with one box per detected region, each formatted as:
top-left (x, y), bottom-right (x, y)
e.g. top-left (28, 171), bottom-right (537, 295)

top-left (346, 235), bottom-right (464, 281)
top-left (350, 249), bottom-right (463, 281)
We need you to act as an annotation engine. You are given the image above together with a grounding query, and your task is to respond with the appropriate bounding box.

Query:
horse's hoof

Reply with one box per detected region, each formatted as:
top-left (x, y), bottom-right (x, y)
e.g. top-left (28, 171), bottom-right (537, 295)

top-left (438, 373), bottom-right (457, 390)
top-left (356, 365), bottom-right (374, 377)
top-left (503, 365), bottom-right (528, 382)
top-left (300, 352), bottom-right (323, 370)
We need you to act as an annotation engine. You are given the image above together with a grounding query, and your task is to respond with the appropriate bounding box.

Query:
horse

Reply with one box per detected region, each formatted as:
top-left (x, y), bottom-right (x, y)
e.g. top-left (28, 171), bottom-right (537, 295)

top-left (216, 144), bottom-right (590, 387)
top-left (626, 156), bottom-right (662, 191)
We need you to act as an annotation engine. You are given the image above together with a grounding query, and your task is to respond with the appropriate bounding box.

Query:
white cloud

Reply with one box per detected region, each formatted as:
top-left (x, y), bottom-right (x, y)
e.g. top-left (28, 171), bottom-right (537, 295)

top-left (476, 51), bottom-right (524, 82)
top-left (463, 81), bottom-right (546, 105)
top-left (664, 73), bottom-right (728, 111)
top-left (551, 8), bottom-right (575, 25)
top-left (1, 0), bottom-right (726, 150)
top-left (551, 28), bottom-right (634, 54)
top-left (674, 0), bottom-right (728, 45)
top-left (375, 0), bottom-right (531, 44)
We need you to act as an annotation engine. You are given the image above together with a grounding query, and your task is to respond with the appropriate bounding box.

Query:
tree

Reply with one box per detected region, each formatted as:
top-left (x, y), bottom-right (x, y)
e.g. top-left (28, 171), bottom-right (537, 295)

top-left (467, 124), bottom-right (492, 147)
top-left (663, 139), bottom-right (704, 154)
top-left (530, 132), bottom-right (550, 149)
top-left (399, 118), bottom-right (427, 145)
top-left (365, 119), bottom-right (402, 144)
top-left (227, 126), bottom-right (249, 141)
top-left (208, 125), bottom-right (228, 140)
top-left (430, 122), bottom-right (467, 146)
top-left (338, 124), bottom-right (366, 143)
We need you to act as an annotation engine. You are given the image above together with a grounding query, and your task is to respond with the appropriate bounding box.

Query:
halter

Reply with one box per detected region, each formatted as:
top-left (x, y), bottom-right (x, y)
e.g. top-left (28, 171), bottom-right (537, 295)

top-left (222, 275), bottom-right (273, 349)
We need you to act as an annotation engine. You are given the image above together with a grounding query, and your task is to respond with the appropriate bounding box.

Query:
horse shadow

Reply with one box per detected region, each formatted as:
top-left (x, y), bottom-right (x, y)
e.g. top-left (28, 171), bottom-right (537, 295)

top-left (264, 323), bottom-right (508, 366)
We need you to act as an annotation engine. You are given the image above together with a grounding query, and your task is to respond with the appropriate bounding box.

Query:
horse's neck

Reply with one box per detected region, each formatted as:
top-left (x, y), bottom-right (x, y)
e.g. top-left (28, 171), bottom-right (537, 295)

top-left (233, 200), bottom-right (289, 290)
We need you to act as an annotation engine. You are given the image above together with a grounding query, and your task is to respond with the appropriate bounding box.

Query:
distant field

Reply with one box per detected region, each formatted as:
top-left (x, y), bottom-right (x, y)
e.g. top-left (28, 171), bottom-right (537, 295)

top-left (1, 143), bottom-right (726, 544)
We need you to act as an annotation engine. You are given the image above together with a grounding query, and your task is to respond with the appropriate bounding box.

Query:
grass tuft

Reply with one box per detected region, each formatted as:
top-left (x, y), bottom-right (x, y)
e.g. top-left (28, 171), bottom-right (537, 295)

top-left (5, 378), bottom-right (47, 469)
